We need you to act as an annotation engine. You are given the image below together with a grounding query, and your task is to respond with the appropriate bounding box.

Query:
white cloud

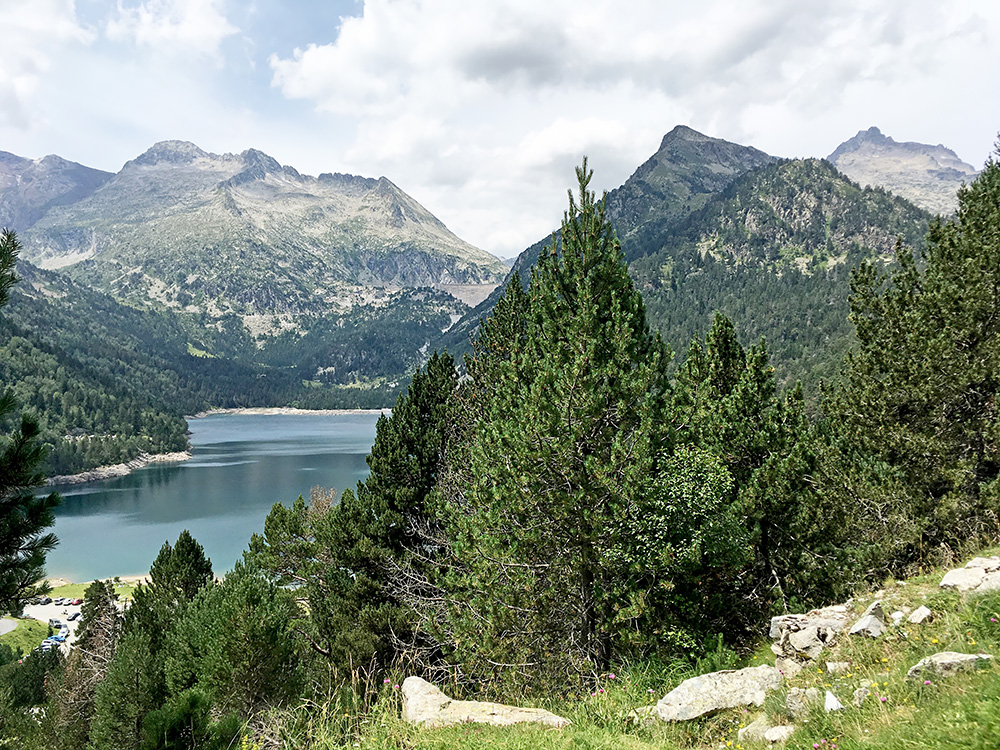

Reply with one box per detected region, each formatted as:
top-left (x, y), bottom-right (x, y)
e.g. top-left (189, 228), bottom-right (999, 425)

top-left (106, 0), bottom-right (238, 57)
top-left (0, 1), bottom-right (94, 128)
top-left (264, 0), bottom-right (1000, 257)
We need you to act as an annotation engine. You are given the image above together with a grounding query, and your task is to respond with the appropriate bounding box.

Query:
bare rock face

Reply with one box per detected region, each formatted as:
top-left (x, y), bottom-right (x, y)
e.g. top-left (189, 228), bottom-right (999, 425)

top-left (656, 665), bottom-right (782, 722)
top-left (400, 677), bottom-right (570, 729)
top-left (940, 556), bottom-right (1000, 593)
top-left (828, 126), bottom-right (979, 216)
top-left (906, 652), bottom-right (993, 681)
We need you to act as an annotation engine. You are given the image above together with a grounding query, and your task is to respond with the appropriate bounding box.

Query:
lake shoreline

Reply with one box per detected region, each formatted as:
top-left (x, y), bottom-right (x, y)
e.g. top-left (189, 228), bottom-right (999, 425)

top-left (185, 406), bottom-right (390, 419)
top-left (47, 408), bottom-right (389, 486)
top-left (47, 451), bottom-right (193, 486)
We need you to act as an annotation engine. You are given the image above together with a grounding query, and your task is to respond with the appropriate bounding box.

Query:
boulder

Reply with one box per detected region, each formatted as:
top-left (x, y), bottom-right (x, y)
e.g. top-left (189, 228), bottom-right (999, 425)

top-left (906, 652), bottom-right (993, 680)
top-left (940, 556), bottom-right (1000, 592)
top-left (786, 687), bottom-right (820, 720)
top-left (849, 600), bottom-right (886, 638)
top-left (824, 690), bottom-right (843, 712)
top-left (656, 665), bottom-right (782, 722)
top-left (825, 661), bottom-right (851, 675)
top-left (907, 606), bottom-right (932, 624)
top-left (400, 676), bottom-right (570, 729)
top-left (852, 687), bottom-right (869, 707)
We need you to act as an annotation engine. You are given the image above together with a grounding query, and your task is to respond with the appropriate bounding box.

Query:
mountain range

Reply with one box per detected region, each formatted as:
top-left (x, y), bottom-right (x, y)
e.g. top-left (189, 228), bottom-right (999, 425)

top-left (0, 125), bottom-right (982, 472)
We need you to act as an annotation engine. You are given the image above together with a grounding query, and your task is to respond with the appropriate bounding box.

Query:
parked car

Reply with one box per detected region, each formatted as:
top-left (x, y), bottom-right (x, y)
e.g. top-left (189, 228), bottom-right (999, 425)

top-left (71, 599), bottom-right (83, 605)
top-left (67, 612), bottom-right (81, 621)
top-left (48, 618), bottom-right (61, 629)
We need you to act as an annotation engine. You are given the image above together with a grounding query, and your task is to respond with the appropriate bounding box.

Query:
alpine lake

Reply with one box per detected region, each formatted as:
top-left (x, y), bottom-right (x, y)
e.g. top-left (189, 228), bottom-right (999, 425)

top-left (45, 412), bottom-right (384, 582)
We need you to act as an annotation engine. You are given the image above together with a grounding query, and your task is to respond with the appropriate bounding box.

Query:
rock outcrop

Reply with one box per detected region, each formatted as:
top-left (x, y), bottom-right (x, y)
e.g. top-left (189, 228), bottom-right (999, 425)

top-left (655, 665), bottom-right (782, 722)
top-left (401, 677), bottom-right (570, 729)
top-left (849, 600), bottom-right (886, 638)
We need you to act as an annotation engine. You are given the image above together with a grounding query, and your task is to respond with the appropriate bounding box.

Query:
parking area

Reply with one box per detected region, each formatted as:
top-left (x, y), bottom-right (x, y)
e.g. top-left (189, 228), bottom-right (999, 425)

top-left (21, 598), bottom-right (84, 655)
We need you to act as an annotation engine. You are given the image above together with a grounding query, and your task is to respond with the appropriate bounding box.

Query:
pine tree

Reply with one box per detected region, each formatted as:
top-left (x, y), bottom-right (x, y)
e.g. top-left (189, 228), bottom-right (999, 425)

top-left (440, 161), bottom-right (710, 683)
top-left (828, 148), bottom-right (1000, 564)
top-left (247, 352), bottom-right (459, 668)
top-left (0, 228), bottom-right (60, 615)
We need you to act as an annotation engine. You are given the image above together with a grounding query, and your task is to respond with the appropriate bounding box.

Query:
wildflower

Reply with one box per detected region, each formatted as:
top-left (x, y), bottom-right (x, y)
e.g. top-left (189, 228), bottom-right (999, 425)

top-left (393, 684), bottom-right (400, 690)
top-left (923, 680), bottom-right (932, 685)
top-left (880, 658), bottom-right (888, 663)
top-left (932, 638), bottom-right (939, 643)
top-left (608, 673), bottom-right (616, 679)
top-left (383, 679), bottom-right (390, 684)
top-left (880, 696), bottom-right (887, 702)
top-left (648, 689), bottom-right (655, 694)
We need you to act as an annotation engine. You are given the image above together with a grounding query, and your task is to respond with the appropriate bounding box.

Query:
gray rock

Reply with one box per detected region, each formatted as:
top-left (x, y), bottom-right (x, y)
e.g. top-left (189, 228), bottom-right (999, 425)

top-left (824, 690), bottom-right (843, 712)
top-left (940, 557), bottom-right (1000, 592)
top-left (849, 614), bottom-right (885, 638)
top-left (765, 725), bottom-right (796, 743)
top-left (401, 676), bottom-right (570, 728)
top-left (775, 657), bottom-right (803, 679)
top-left (906, 652), bottom-right (994, 680)
top-left (907, 606), bottom-right (932, 624)
top-left (940, 567), bottom-right (988, 591)
top-left (853, 687), bottom-right (870, 707)
top-left (656, 665), bottom-right (782, 722)
top-left (786, 687), bottom-right (821, 720)
top-left (849, 600), bottom-right (886, 637)
top-left (769, 606), bottom-right (850, 640)
top-left (738, 715), bottom-right (771, 742)
top-left (891, 610), bottom-right (905, 624)
top-left (825, 661), bottom-right (851, 674)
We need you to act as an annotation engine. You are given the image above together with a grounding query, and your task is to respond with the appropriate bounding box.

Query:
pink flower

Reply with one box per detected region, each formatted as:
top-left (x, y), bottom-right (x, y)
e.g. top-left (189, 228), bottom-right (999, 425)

top-left (383, 679), bottom-right (390, 684)
top-left (393, 684), bottom-right (400, 690)
top-left (924, 680), bottom-right (932, 685)
top-left (813, 744), bottom-right (819, 748)
top-left (598, 688), bottom-right (604, 694)
top-left (880, 696), bottom-right (887, 702)
top-left (608, 673), bottom-right (616, 679)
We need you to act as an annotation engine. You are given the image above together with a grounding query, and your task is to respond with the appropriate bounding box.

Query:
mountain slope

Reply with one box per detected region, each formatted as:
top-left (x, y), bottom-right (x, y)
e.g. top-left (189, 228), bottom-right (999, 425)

top-left (0, 151), bottom-right (112, 233)
top-left (631, 158), bottom-right (931, 388)
top-left (19, 141), bottom-right (505, 318)
top-left (828, 126), bottom-right (978, 216)
top-left (441, 128), bottom-right (932, 393)
top-left (443, 125), bottom-right (777, 351)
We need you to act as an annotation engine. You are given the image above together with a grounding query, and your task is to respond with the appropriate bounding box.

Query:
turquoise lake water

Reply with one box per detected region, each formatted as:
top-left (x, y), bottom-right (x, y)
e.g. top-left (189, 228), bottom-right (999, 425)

top-left (45, 412), bottom-right (383, 582)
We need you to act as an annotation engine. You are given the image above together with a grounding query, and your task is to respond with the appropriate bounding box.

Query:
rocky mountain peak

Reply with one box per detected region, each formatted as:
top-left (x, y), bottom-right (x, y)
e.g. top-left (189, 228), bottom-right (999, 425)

top-left (657, 124), bottom-right (712, 150)
top-left (127, 140), bottom-right (209, 168)
top-left (828, 127), bottom-right (978, 215)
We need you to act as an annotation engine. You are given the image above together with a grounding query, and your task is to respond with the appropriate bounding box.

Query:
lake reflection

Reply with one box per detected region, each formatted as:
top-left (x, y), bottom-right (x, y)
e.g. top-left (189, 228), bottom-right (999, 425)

top-left (46, 412), bottom-right (383, 581)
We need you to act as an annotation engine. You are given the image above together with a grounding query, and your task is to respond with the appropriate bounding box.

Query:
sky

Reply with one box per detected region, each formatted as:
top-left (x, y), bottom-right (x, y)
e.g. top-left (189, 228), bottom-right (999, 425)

top-left (2, 1), bottom-right (999, 259)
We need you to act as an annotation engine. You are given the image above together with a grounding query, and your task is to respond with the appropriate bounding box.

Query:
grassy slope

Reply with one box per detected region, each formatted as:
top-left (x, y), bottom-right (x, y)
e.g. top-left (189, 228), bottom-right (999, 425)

top-left (0, 619), bottom-right (50, 657)
top-left (256, 550), bottom-right (1000, 749)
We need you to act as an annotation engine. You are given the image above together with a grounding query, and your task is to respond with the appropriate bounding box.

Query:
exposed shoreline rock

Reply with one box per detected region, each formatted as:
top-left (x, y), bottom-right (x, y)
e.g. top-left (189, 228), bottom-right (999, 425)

top-left (185, 406), bottom-right (391, 419)
top-left (47, 451), bottom-right (192, 486)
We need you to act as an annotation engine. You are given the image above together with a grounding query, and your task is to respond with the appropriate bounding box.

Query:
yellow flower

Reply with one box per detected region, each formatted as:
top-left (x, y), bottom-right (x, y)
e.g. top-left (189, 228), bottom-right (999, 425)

top-left (932, 638), bottom-right (939, 643)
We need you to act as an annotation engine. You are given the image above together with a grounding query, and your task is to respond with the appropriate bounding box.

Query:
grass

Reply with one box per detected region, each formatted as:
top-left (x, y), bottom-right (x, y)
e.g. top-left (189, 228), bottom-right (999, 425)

top-left (0, 618), bottom-right (50, 656)
top-left (245, 552), bottom-right (1000, 750)
top-left (50, 578), bottom-right (138, 600)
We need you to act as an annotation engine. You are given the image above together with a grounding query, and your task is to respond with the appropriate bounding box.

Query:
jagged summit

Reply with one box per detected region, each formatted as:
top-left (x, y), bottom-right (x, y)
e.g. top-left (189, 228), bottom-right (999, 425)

top-left (828, 127), bottom-right (978, 215)
top-left (127, 140), bottom-right (209, 168)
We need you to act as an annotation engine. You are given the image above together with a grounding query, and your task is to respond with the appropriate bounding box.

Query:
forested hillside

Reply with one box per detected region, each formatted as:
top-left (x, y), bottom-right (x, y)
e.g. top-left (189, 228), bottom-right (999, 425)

top-left (444, 131), bottom-right (933, 395)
